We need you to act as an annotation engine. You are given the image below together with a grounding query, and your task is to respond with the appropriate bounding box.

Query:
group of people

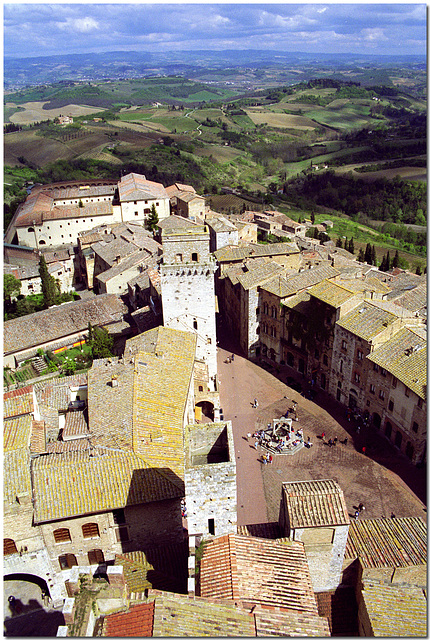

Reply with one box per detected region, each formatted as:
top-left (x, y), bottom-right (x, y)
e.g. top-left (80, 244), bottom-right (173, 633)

top-left (320, 432), bottom-right (348, 446)
top-left (354, 502), bottom-right (365, 519)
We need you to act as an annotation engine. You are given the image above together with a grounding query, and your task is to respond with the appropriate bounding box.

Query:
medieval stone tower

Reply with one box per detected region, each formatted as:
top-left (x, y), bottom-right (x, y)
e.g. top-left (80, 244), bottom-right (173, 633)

top-left (160, 225), bottom-right (218, 393)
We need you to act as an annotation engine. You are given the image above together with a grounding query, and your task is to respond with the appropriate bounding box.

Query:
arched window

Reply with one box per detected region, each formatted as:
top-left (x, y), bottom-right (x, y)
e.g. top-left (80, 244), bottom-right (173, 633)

top-left (4, 539), bottom-right (17, 555)
top-left (82, 522), bottom-right (100, 539)
top-left (193, 319), bottom-right (198, 330)
top-left (53, 528), bottom-right (71, 543)
top-left (27, 227), bottom-right (35, 233)
top-left (59, 554), bottom-right (78, 570)
top-left (88, 549), bottom-right (105, 565)
top-left (39, 240), bottom-right (46, 245)
top-left (271, 306), bottom-right (277, 319)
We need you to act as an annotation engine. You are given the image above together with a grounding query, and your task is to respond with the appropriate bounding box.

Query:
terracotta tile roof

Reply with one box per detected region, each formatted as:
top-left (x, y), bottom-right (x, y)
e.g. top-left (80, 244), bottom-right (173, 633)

top-left (366, 327), bottom-right (426, 399)
top-left (361, 581), bottom-right (427, 636)
top-left (157, 215), bottom-right (197, 231)
top-left (392, 282), bottom-right (427, 314)
top-left (46, 439), bottom-right (90, 453)
top-left (4, 294), bottom-right (127, 354)
top-left (49, 183), bottom-right (117, 200)
top-left (214, 242), bottom-right (299, 262)
top-left (4, 414), bottom-right (32, 451)
top-left (87, 358), bottom-right (132, 451)
top-left (32, 447), bottom-right (183, 523)
top-left (336, 300), bottom-right (398, 341)
top-left (282, 479), bottom-right (350, 529)
top-left (132, 327), bottom-right (197, 481)
top-left (200, 534), bottom-right (320, 614)
top-left (176, 191), bottom-right (204, 203)
top-left (4, 386), bottom-right (34, 419)
top-left (262, 265), bottom-right (339, 298)
top-left (63, 410), bottom-right (89, 440)
top-left (237, 261), bottom-right (284, 290)
top-left (308, 280), bottom-right (357, 308)
top-left (30, 420), bottom-right (46, 454)
top-left (102, 601), bottom-right (154, 637)
top-left (118, 173), bottom-right (168, 201)
top-left (254, 606), bottom-right (330, 637)
top-left (149, 592), bottom-right (256, 637)
top-left (4, 447), bottom-right (32, 505)
top-left (345, 517), bottom-right (427, 568)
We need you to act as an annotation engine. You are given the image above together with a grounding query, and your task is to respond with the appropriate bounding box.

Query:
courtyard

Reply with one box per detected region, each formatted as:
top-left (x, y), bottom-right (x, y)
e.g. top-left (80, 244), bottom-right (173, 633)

top-left (217, 346), bottom-right (426, 528)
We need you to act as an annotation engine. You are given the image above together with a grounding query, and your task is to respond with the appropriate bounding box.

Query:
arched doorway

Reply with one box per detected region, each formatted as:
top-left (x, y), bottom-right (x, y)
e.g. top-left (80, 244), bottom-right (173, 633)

top-left (286, 352), bottom-right (294, 367)
top-left (395, 431), bottom-right (403, 449)
top-left (372, 412), bottom-right (381, 429)
top-left (385, 421), bottom-right (392, 438)
top-left (196, 401), bottom-right (214, 422)
top-left (405, 441), bottom-right (414, 460)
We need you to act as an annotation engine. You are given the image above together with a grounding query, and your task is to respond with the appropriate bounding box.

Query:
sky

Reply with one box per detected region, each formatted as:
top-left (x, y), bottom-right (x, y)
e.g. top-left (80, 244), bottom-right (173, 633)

top-left (3, 2), bottom-right (427, 59)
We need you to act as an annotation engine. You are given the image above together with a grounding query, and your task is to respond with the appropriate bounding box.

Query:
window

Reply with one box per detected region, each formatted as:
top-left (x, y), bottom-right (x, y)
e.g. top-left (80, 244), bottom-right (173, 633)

top-left (113, 509), bottom-right (125, 525)
top-left (354, 372), bottom-right (360, 384)
top-left (193, 320), bottom-right (198, 330)
top-left (314, 349), bottom-right (319, 359)
top-left (341, 340), bottom-right (347, 350)
top-left (256, 307), bottom-right (260, 317)
top-left (405, 387), bottom-right (410, 397)
top-left (115, 527), bottom-right (130, 543)
top-left (370, 384), bottom-right (375, 394)
top-left (88, 549), bottom-right (105, 565)
top-left (135, 211), bottom-right (139, 216)
top-left (191, 253), bottom-right (198, 262)
top-left (263, 303), bottom-right (268, 315)
top-left (392, 377), bottom-right (397, 388)
top-left (373, 363), bottom-right (379, 372)
top-left (53, 528), bottom-right (71, 543)
top-left (357, 350), bottom-right (363, 361)
top-left (208, 518), bottom-right (215, 535)
top-left (176, 253), bottom-right (183, 263)
top-left (388, 400), bottom-right (394, 412)
top-left (198, 385), bottom-right (204, 392)
top-left (418, 397), bottom-right (423, 409)
top-left (323, 354), bottom-right (328, 366)
top-left (59, 554), bottom-right (78, 570)
top-left (4, 539), bottom-right (17, 556)
top-left (412, 421), bottom-right (418, 433)
top-left (379, 390), bottom-right (385, 400)
top-left (82, 522), bottom-right (100, 539)
top-left (271, 306), bottom-right (277, 319)
top-left (339, 360), bottom-right (343, 373)
top-left (380, 368), bottom-right (386, 377)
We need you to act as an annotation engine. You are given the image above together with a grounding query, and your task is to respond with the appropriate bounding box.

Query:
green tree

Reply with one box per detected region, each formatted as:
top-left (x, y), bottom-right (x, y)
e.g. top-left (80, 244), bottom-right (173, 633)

top-left (348, 237), bottom-right (355, 254)
top-left (358, 248), bottom-right (365, 262)
top-left (87, 323), bottom-right (114, 359)
top-left (146, 203), bottom-right (159, 233)
top-left (364, 243), bottom-right (372, 264)
top-left (371, 245), bottom-right (377, 266)
top-left (4, 274), bottom-right (21, 303)
top-left (336, 237), bottom-right (343, 248)
top-left (392, 250), bottom-right (399, 268)
top-left (39, 255), bottom-right (57, 308)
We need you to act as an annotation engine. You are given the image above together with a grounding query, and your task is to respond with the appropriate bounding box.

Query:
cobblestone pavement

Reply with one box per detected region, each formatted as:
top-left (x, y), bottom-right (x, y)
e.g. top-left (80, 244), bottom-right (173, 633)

top-left (217, 345), bottom-right (426, 528)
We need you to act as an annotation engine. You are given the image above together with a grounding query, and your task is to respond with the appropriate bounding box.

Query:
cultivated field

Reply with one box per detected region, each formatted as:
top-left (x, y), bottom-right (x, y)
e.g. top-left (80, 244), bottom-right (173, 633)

top-left (6, 101), bottom-right (104, 125)
top-left (245, 109), bottom-right (317, 130)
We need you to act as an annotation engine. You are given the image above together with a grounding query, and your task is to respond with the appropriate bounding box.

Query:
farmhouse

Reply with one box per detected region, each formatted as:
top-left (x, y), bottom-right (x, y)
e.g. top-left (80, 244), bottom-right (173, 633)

top-left (5, 173), bottom-right (170, 249)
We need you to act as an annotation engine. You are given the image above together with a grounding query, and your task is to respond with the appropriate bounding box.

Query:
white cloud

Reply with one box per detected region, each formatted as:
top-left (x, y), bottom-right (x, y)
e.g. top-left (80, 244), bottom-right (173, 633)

top-left (55, 17), bottom-right (100, 33)
top-left (361, 27), bottom-right (388, 43)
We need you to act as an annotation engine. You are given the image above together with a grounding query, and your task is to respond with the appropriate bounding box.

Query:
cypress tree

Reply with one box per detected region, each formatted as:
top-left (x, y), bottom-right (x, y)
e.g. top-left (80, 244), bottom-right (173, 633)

top-left (39, 255), bottom-right (57, 308)
top-left (364, 243), bottom-right (372, 264)
top-left (371, 245), bottom-right (376, 265)
top-left (348, 237), bottom-right (355, 254)
top-left (392, 250), bottom-right (399, 268)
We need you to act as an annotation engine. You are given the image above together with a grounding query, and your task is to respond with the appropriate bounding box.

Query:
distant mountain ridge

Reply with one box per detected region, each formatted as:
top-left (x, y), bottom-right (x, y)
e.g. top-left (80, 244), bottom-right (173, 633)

top-left (5, 49), bottom-right (426, 91)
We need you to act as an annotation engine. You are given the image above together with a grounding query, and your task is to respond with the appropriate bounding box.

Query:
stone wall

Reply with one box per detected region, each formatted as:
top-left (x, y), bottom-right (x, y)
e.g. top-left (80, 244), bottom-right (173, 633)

top-left (184, 421), bottom-right (237, 538)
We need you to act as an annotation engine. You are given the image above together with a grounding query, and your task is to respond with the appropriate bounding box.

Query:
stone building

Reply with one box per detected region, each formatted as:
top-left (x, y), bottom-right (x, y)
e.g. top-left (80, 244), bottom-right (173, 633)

top-left (205, 214), bottom-right (239, 253)
top-left (279, 479), bottom-right (350, 592)
top-left (184, 421), bottom-right (237, 539)
top-left (6, 173), bottom-right (170, 249)
top-left (160, 225), bottom-right (219, 399)
top-left (4, 326), bottom-right (235, 608)
top-left (365, 326), bottom-right (426, 465)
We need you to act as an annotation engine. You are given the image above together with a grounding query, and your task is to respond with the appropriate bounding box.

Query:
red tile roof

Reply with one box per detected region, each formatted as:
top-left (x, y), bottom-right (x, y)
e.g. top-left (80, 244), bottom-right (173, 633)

top-left (102, 601), bottom-right (154, 637)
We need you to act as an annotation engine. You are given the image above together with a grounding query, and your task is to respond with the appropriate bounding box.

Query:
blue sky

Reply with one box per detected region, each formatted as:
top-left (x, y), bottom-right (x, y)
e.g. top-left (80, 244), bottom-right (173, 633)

top-left (4, 3), bottom-right (427, 59)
